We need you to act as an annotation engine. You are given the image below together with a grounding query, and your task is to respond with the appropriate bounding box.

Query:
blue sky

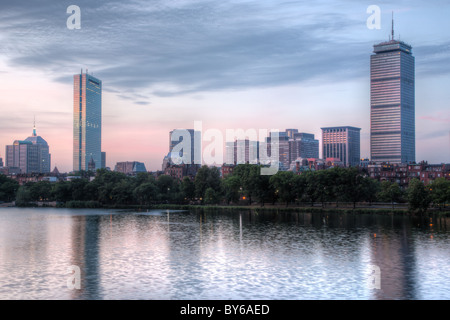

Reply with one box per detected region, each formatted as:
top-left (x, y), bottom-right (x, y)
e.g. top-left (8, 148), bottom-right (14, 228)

top-left (0, 0), bottom-right (449, 172)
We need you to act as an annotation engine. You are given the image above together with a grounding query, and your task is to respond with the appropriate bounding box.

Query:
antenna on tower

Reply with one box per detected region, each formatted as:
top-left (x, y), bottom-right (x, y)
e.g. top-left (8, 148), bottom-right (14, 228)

top-left (33, 115), bottom-right (37, 137)
top-left (391, 11), bottom-right (395, 41)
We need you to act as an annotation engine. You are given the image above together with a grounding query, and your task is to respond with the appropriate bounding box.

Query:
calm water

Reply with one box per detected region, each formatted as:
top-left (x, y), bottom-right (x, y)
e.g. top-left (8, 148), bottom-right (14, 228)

top-left (0, 207), bottom-right (449, 300)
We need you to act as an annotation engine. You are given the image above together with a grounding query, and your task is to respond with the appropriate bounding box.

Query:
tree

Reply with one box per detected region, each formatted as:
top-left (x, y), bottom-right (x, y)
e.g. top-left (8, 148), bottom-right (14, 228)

top-left (15, 186), bottom-right (32, 206)
top-left (0, 175), bottom-right (19, 202)
top-left (222, 175), bottom-right (241, 204)
top-left (407, 178), bottom-right (431, 214)
top-left (340, 168), bottom-right (366, 209)
top-left (269, 171), bottom-right (296, 207)
top-left (110, 179), bottom-right (134, 205)
top-left (362, 178), bottom-right (380, 206)
top-left (156, 175), bottom-right (179, 202)
top-left (133, 182), bottom-right (158, 205)
top-left (204, 187), bottom-right (220, 205)
top-left (293, 174), bottom-right (306, 205)
top-left (304, 171), bottom-right (318, 206)
top-left (29, 181), bottom-right (53, 201)
top-left (378, 181), bottom-right (403, 209)
top-left (194, 166), bottom-right (222, 202)
top-left (52, 181), bottom-right (72, 203)
top-left (429, 178), bottom-right (450, 210)
top-left (180, 177), bottom-right (195, 202)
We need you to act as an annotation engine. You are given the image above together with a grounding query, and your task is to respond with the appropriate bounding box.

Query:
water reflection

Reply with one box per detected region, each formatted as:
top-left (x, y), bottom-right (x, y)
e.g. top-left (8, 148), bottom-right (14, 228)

top-left (0, 208), bottom-right (449, 299)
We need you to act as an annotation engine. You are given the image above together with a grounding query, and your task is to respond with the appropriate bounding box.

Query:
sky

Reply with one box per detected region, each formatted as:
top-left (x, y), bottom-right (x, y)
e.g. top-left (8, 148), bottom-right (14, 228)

top-left (0, 0), bottom-right (449, 173)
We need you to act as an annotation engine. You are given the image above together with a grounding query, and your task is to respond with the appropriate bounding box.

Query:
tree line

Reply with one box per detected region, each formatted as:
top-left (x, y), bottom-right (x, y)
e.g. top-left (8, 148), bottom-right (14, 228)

top-left (1, 165), bottom-right (449, 213)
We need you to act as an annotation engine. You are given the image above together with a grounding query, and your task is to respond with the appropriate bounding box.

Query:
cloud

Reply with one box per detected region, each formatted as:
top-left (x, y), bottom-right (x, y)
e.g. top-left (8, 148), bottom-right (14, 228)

top-left (0, 0), bottom-right (371, 101)
top-left (1, 0), bottom-right (450, 102)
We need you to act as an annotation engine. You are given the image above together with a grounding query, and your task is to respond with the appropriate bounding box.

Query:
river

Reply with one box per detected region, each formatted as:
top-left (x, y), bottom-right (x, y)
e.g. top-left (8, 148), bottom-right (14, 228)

top-left (0, 207), bottom-right (449, 300)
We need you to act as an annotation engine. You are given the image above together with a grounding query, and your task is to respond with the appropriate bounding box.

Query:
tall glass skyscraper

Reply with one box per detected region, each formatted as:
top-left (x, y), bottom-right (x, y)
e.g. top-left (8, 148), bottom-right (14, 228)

top-left (370, 24), bottom-right (415, 164)
top-left (73, 71), bottom-right (103, 171)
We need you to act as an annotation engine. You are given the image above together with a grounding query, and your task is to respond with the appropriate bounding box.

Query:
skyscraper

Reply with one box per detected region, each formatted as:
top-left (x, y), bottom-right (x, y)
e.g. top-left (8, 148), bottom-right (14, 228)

top-left (5, 123), bottom-right (51, 173)
top-left (73, 71), bottom-right (103, 172)
top-left (370, 18), bottom-right (415, 163)
top-left (168, 129), bottom-right (201, 165)
top-left (289, 132), bottom-right (319, 162)
top-left (322, 126), bottom-right (361, 167)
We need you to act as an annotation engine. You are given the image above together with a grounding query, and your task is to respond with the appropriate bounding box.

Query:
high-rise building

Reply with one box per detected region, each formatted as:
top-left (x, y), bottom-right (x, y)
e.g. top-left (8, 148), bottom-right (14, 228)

top-left (101, 152), bottom-right (106, 169)
top-left (73, 71), bottom-right (103, 172)
top-left (370, 19), bottom-right (415, 163)
top-left (0, 157), bottom-right (3, 168)
top-left (289, 132), bottom-right (319, 163)
top-left (233, 140), bottom-right (260, 165)
top-left (168, 129), bottom-right (201, 165)
top-left (5, 123), bottom-right (51, 174)
top-left (322, 126), bottom-right (361, 167)
top-left (266, 132), bottom-right (290, 171)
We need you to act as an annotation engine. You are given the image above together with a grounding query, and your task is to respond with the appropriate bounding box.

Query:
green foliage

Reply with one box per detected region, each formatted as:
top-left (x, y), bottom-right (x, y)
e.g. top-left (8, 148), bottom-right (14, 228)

top-left (134, 182), bottom-right (158, 205)
top-left (204, 187), bottom-right (220, 205)
top-left (429, 178), bottom-right (450, 209)
top-left (269, 171), bottom-right (296, 206)
top-left (0, 175), bottom-right (19, 202)
top-left (378, 181), bottom-right (403, 209)
top-left (180, 177), bottom-right (195, 202)
top-left (29, 181), bottom-right (52, 201)
top-left (222, 175), bottom-right (241, 204)
top-left (407, 178), bottom-right (431, 213)
top-left (194, 166), bottom-right (222, 202)
top-left (15, 186), bottom-right (32, 206)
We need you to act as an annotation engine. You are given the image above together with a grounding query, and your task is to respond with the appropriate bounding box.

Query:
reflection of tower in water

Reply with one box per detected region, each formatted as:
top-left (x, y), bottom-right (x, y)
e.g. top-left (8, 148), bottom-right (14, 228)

top-left (70, 215), bottom-right (101, 300)
top-left (370, 217), bottom-right (417, 300)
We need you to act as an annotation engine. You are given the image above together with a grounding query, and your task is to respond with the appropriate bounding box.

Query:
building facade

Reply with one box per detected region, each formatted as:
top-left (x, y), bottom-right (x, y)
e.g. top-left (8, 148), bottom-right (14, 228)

top-left (115, 161), bottom-right (147, 175)
top-left (73, 71), bottom-right (103, 172)
top-left (169, 129), bottom-right (201, 165)
top-left (321, 126), bottom-right (361, 167)
top-left (289, 132), bottom-right (319, 163)
top-left (5, 125), bottom-right (51, 174)
top-left (370, 30), bottom-right (415, 163)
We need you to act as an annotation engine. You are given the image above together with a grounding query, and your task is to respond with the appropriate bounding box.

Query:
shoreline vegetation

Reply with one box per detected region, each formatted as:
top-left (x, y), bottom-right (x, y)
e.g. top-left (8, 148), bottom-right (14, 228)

top-left (1, 165), bottom-right (449, 216)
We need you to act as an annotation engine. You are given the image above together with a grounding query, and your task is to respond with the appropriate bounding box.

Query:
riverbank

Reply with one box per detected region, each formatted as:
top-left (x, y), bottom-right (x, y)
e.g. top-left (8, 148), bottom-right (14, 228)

top-left (109, 203), bottom-right (450, 216)
top-left (9, 201), bottom-right (450, 216)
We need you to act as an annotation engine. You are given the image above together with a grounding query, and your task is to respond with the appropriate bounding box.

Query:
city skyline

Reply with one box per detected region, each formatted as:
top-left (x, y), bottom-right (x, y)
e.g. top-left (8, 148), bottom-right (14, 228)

top-left (1, 1), bottom-right (450, 172)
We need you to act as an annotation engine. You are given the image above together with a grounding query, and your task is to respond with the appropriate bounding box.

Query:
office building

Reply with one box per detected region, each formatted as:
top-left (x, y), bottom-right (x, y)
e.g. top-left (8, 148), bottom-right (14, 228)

top-left (73, 70), bottom-right (103, 171)
top-left (289, 132), bottom-right (319, 162)
top-left (169, 129), bottom-right (201, 165)
top-left (115, 161), bottom-right (147, 175)
top-left (370, 20), bottom-right (415, 163)
top-left (0, 157), bottom-right (3, 168)
top-left (5, 123), bottom-right (51, 174)
top-left (322, 126), bottom-right (361, 167)
top-left (232, 139), bottom-right (260, 165)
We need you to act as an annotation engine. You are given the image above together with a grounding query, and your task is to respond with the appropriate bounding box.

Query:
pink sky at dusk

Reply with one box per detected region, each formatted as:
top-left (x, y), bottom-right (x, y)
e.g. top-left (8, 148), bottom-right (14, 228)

top-left (1, 1), bottom-right (450, 173)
